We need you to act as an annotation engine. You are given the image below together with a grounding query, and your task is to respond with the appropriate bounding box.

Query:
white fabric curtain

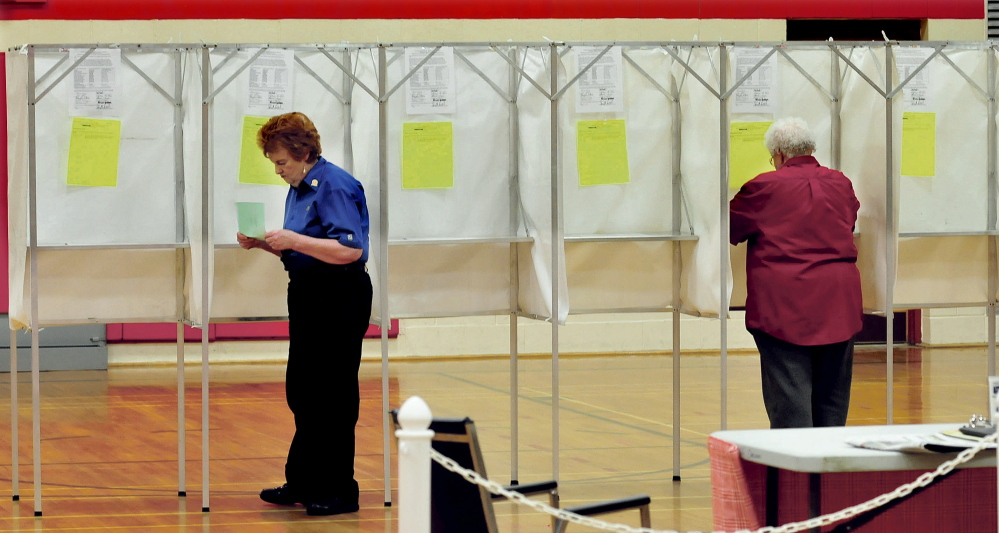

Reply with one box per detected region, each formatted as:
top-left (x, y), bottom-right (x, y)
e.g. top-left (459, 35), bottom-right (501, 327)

top-left (840, 46), bottom-right (900, 315)
top-left (7, 51), bottom-right (31, 329)
top-left (183, 47), bottom-right (211, 327)
top-left (516, 46), bottom-right (567, 323)
top-left (673, 46), bottom-right (725, 318)
top-left (347, 47), bottom-right (385, 325)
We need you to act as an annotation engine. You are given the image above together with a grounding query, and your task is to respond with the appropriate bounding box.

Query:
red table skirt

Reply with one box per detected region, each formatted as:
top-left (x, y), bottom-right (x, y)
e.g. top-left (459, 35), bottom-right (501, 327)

top-left (709, 435), bottom-right (998, 532)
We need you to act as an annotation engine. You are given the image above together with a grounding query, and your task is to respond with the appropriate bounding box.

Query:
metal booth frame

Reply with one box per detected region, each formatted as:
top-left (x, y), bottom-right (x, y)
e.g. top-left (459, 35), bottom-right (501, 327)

top-left (7, 40), bottom-right (999, 516)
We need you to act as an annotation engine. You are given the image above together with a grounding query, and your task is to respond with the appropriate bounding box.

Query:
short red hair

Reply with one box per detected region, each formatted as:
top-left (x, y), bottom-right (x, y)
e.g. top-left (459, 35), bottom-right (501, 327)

top-left (257, 112), bottom-right (322, 163)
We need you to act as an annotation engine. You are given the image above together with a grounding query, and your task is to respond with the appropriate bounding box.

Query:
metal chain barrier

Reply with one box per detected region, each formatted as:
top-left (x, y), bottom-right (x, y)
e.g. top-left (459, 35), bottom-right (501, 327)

top-left (430, 429), bottom-right (999, 533)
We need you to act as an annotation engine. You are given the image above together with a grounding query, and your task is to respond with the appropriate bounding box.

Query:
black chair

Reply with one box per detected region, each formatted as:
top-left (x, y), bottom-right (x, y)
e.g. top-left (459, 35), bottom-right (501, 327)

top-left (418, 416), bottom-right (652, 533)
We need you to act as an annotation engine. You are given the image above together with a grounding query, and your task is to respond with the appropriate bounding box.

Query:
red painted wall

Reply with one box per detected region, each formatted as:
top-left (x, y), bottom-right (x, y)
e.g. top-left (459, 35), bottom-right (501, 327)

top-left (0, 0), bottom-right (985, 20)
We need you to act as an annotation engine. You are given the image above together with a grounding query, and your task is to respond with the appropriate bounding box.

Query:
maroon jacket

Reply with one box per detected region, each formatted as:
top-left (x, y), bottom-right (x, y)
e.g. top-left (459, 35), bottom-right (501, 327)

top-left (730, 155), bottom-right (863, 346)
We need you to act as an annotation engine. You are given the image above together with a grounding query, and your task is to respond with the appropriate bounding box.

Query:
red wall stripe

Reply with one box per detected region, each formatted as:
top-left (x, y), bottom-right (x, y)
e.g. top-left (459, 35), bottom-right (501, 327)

top-left (105, 320), bottom-right (399, 343)
top-left (906, 310), bottom-right (922, 345)
top-left (791, 0), bottom-right (871, 19)
top-left (0, 0), bottom-right (984, 21)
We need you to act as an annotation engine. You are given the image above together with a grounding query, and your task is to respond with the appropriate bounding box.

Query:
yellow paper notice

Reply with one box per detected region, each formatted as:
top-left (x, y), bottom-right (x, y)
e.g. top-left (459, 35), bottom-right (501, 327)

top-left (576, 120), bottom-right (630, 186)
top-left (402, 122), bottom-right (454, 189)
top-left (901, 112), bottom-right (935, 177)
top-left (239, 115), bottom-right (285, 186)
top-left (67, 117), bottom-right (121, 187)
top-left (729, 121), bottom-right (773, 189)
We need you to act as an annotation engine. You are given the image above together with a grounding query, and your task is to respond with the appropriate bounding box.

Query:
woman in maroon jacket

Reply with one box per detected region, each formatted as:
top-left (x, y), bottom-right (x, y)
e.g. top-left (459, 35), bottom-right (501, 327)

top-left (730, 117), bottom-right (863, 429)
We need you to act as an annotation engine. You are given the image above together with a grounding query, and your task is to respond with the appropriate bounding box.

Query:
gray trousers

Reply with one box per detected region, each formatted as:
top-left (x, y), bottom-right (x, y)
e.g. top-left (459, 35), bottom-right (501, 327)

top-left (749, 328), bottom-right (854, 429)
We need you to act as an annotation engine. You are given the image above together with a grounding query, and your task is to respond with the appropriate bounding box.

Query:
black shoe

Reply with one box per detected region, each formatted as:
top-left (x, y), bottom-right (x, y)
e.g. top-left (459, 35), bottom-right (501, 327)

top-left (305, 497), bottom-right (359, 516)
top-left (260, 484), bottom-right (302, 506)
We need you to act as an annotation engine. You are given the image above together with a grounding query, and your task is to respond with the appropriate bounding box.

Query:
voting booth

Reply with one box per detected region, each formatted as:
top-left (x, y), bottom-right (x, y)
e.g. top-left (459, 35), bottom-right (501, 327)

top-left (6, 44), bottom-right (203, 513)
top-left (6, 41), bottom-right (998, 513)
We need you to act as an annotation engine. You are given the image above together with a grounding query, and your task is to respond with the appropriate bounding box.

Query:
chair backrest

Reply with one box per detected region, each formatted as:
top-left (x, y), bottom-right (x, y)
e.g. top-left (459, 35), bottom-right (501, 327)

top-left (426, 417), bottom-right (499, 533)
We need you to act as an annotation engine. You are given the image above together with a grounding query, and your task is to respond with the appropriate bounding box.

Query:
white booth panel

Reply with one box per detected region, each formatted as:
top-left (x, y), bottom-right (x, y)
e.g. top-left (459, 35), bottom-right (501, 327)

top-left (565, 241), bottom-right (674, 312)
top-left (382, 47), bottom-right (523, 241)
top-left (31, 250), bottom-right (180, 324)
top-left (210, 248), bottom-right (289, 319)
top-left (30, 51), bottom-right (182, 247)
top-left (898, 49), bottom-right (989, 234)
top-left (562, 48), bottom-right (676, 236)
top-left (388, 244), bottom-right (513, 317)
top-left (895, 236), bottom-right (989, 308)
top-left (208, 48), bottom-right (352, 244)
top-left (775, 49), bottom-right (836, 160)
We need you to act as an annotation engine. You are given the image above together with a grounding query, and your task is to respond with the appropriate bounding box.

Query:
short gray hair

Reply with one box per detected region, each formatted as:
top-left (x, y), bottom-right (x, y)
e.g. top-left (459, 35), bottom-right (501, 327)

top-left (764, 117), bottom-right (816, 158)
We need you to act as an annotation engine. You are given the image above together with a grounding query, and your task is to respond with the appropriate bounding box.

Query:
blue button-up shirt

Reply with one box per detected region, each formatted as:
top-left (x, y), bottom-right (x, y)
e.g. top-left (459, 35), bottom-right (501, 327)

top-left (281, 156), bottom-right (369, 272)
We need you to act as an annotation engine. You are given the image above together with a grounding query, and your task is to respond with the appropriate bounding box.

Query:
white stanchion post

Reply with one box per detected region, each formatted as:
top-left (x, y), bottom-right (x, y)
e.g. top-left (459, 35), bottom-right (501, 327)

top-left (395, 396), bottom-right (434, 533)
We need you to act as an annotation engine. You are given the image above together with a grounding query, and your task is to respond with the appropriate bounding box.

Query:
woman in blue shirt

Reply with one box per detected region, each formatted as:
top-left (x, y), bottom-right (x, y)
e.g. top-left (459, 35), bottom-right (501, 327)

top-left (237, 112), bottom-right (371, 516)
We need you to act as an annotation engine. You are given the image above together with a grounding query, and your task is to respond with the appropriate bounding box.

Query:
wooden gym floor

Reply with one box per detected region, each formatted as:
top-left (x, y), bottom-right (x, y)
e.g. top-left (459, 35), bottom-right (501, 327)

top-left (0, 344), bottom-right (987, 532)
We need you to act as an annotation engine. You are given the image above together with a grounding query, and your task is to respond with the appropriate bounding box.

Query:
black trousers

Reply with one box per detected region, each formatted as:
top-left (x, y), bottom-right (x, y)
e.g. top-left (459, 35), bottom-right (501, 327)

top-left (749, 328), bottom-right (854, 429)
top-left (284, 267), bottom-right (372, 502)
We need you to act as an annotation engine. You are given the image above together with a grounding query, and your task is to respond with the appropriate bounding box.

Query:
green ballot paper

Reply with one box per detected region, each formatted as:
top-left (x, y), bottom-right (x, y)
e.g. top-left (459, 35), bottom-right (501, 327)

top-left (237, 202), bottom-right (266, 239)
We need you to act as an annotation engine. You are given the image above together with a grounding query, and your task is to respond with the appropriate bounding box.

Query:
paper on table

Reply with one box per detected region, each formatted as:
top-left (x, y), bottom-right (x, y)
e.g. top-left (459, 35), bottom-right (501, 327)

top-left (846, 432), bottom-right (991, 454)
top-left (237, 202), bottom-right (265, 239)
